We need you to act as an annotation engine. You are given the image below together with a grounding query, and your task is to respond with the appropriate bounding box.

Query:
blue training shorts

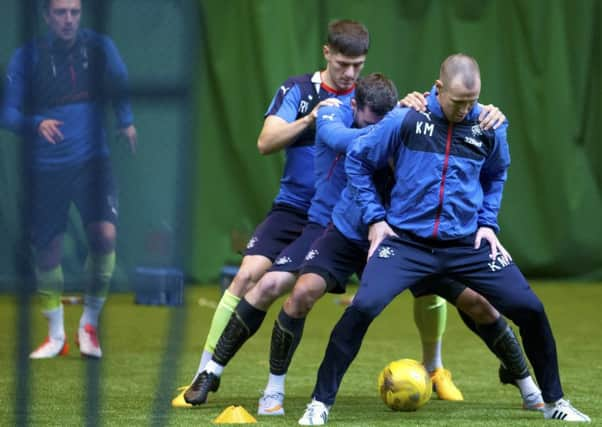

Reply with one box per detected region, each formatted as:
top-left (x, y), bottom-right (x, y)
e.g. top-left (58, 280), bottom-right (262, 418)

top-left (244, 203), bottom-right (307, 261)
top-left (30, 157), bottom-right (118, 249)
top-left (299, 225), bottom-right (366, 294)
top-left (268, 222), bottom-right (327, 274)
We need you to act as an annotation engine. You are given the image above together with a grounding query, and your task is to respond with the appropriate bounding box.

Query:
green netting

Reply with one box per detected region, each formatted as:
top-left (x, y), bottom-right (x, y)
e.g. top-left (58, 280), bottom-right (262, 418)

top-left (190, 0), bottom-right (602, 281)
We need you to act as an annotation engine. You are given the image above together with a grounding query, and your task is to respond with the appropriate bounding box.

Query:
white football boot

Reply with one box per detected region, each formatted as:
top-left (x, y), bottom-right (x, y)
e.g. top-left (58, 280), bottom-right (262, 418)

top-left (298, 399), bottom-right (330, 425)
top-left (30, 337), bottom-right (69, 359)
top-left (523, 390), bottom-right (545, 411)
top-left (258, 391), bottom-right (285, 415)
top-left (543, 399), bottom-right (591, 422)
top-left (76, 323), bottom-right (102, 358)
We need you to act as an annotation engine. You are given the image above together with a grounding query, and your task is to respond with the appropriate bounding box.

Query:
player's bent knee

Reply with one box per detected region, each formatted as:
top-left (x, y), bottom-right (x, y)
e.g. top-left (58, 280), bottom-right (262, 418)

top-left (36, 251), bottom-right (62, 271)
top-left (256, 276), bottom-right (291, 303)
top-left (299, 292), bottom-right (320, 316)
top-left (286, 293), bottom-right (309, 317)
top-left (229, 256), bottom-right (272, 296)
top-left (523, 298), bottom-right (546, 320)
top-left (508, 295), bottom-right (546, 321)
top-left (229, 269), bottom-right (255, 296)
top-left (87, 222), bottom-right (116, 253)
top-left (289, 278), bottom-right (326, 316)
top-left (351, 296), bottom-right (386, 318)
top-left (285, 288), bottom-right (316, 317)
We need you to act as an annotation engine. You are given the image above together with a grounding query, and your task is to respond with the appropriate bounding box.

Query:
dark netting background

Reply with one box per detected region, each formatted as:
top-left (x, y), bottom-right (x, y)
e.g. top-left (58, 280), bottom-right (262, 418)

top-left (0, 1), bottom-right (198, 425)
top-left (0, 0), bottom-right (197, 291)
top-left (191, 0), bottom-right (601, 283)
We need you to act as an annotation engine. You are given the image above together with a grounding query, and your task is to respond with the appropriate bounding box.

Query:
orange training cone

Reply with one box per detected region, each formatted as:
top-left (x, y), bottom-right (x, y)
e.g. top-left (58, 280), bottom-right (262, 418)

top-left (213, 405), bottom-right (257, 424)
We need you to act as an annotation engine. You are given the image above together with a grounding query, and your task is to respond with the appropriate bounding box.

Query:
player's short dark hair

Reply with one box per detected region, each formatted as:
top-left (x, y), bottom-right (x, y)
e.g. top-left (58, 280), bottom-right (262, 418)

top-left (440, 53), bottom-right (480, 89)
top-left (327, 20), bottom-right (370, 57)
top-left (355, 73), bottom-right (398, 117)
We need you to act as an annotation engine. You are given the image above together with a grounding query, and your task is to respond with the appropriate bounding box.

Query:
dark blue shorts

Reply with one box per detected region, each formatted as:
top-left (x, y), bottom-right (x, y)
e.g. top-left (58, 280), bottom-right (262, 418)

top-left (244, 204), bottom-right (308, 261)
top-left (300, 225), bottom-right (467, 298)
top-left (299, 225), bottom-right (367, 294)
top-left (30, 157), bottom-right (118, 249)
top-left (268, 222), bottom-right (327, 273)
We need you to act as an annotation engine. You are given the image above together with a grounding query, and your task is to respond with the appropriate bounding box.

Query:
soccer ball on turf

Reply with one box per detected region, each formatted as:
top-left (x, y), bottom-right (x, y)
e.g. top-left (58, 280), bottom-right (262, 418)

top-left (378, 358), bottom-right (432, 411)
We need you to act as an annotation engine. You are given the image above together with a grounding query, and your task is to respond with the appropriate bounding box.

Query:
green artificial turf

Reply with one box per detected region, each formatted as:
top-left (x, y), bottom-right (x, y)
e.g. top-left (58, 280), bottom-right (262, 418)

top-left (0, 282), bottom-right (600, 426)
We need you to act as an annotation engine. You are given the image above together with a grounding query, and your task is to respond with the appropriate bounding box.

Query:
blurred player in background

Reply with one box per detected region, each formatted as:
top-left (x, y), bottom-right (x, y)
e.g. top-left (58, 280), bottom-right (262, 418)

top-left (1, 0), bottom-right (137, 359)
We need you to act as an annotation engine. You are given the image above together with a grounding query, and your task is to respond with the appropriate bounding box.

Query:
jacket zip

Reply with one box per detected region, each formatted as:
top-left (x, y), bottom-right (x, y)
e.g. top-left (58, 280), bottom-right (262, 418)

top-left (432, 123), bottom-right (453, 237)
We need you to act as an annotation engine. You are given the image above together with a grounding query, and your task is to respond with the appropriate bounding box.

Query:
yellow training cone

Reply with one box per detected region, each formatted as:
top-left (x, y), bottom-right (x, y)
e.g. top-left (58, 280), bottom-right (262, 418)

top-left (171, 386), bottom-right (192, 408)
top-left (213, 405), bottom-right (257, 424)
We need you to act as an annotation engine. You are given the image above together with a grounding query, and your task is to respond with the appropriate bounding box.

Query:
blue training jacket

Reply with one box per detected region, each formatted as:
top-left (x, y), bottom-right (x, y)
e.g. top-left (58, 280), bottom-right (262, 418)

top-left (264, 72), bottom-right (355, 212)
top-left (1, 29), bottom-right (133, 171)
top-left (308, 103), bottom-right (373, 226)
top-left (343, 88), bottom-right (510, 240)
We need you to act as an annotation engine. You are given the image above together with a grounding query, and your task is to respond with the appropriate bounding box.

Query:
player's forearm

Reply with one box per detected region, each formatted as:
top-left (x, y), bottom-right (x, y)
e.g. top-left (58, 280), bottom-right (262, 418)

top-left (112, 99), bottom-right (134, 129)
top-left (345, 155), bottom-right (386, 225)
top-left (321, 124), bottom-right (359, 153)
top-left (1, 107), bottom-right (44, 135)
top-left (100, 35), bottom-right (134, 128)
top-left (478, 177), bottom-right (505, 232)
top-left (257, 114), bottom-right (313, 155)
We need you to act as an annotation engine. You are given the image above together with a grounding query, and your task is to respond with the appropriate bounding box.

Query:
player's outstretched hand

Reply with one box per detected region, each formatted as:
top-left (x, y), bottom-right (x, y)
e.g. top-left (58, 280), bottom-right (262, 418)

top-left (118, 125), bottom-right (138, 154)
top-left (478, 104), bottom-right (506, 130)
top-left (474, 226), bottom-right (512, 263)
top-left (38, 119), bottom-right (64, 144)
top-left (399, 91), bottom-right (429, 112)
top-left (367, 220), bottom-right (398, 259)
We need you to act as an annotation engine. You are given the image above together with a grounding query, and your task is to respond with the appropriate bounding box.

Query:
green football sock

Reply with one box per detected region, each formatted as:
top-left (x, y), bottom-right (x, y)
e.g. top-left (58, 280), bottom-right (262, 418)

top-left (84, 251), bottom-right (115, 298)
top-left (203, 290), bottom-right (241, 353)
top-left (414, 294), bottom-right (447, 372)
top-left (35, 265), bottom-right (64, 311)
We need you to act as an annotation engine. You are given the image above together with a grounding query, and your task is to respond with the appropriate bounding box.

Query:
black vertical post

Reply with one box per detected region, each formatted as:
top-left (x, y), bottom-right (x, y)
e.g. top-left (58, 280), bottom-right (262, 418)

top-left (148, 1), bottom-right (199, 424)
top-left (14, 1), bottom-right (39, 425)
top-left (84, 2), bottom-right (108, 427)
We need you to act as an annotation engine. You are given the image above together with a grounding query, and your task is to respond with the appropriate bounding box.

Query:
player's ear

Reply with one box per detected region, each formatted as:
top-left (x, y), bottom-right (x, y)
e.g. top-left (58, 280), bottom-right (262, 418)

top-left (351, 98), bottom-right (357, 109)
top-left (323, 45), bottom-right (330, 60)
top-left (435, 79), bottom-right (443, 92)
